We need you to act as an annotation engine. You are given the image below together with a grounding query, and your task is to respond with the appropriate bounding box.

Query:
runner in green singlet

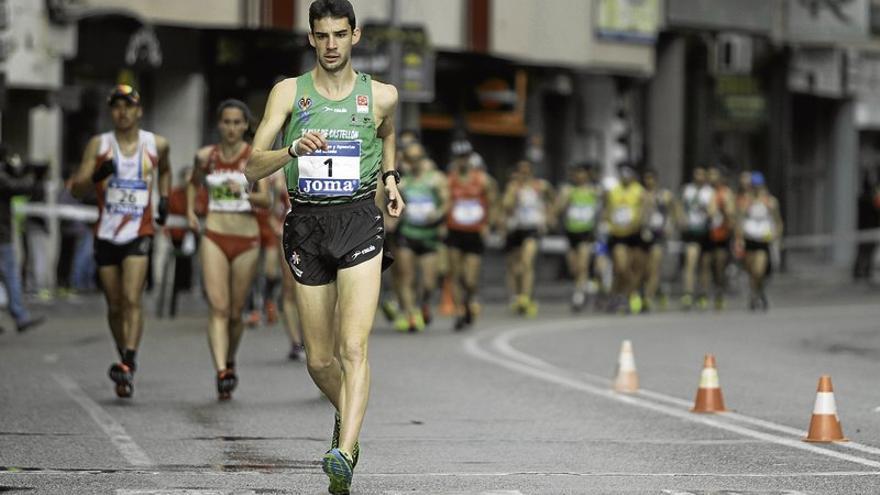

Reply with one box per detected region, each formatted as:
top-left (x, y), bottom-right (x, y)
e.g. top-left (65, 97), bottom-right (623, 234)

top-left (556, 162), bottom-right (601, 312)
top-left (245, 1), bottom-right (403, 492)
top-left (394, 148), bottom-right (449, 332)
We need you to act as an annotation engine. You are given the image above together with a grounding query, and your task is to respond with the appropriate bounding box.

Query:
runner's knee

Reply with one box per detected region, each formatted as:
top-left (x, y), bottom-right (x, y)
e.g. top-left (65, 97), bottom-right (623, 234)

top-left (107, 302), bottom-right (124, 319)
top-left (306, 353), bottom-right (336, 373)
top-left (339, 340), bottom-right (367, 365)
top-left (122, 292), bottom-right (142, 312)
top-left (210, 305), bottom-right (231, 320)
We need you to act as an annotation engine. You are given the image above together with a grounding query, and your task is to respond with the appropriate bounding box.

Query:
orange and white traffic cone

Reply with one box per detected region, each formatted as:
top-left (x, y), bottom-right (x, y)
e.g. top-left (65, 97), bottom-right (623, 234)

top-left (803, 375), bottom-right (848, 443)
top-left (691, 354), bottom-right (727, 413)
top-left (440, 276), bottom-right (455, 317)
top-left (613, 340), bottom-right (639, 393)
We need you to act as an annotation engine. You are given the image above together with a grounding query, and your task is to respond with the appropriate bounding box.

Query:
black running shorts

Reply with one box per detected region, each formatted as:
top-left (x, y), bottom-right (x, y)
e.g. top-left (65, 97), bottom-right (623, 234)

top-left (609, 233), bottom-right (642, 250)
top-left (397, 234), bottom-right (439, 256)
top-left (445, 229), bottom-right (484, 255)
top-left (283, 197), bottom-right (388, 286)
top-left (566, 231), bottom-right (595, 249)
top-left (504, 228), bottom-right (540, 252)
top-left (681, 231), bottom-right (711, 250)
top-left (94, 236), bottom-right (153, 267)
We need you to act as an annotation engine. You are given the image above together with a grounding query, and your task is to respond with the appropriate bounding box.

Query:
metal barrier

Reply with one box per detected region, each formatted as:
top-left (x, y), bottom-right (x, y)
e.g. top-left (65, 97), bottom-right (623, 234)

top-left (16, 201), bottom-right (880, 254)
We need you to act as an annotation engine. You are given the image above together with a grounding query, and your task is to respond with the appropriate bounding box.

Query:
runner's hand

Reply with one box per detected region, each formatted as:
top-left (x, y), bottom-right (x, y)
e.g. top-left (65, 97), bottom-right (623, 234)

top-left (156, 197), bottom-right (169, 226)
top-left (91, 159), bottom-right (115, 183)
top-left (384, 178), bottom-right (404, 218)
top-left (187, 212), bottom-right (200, 232)
top-left (293, 132), bottom-right (329, 155)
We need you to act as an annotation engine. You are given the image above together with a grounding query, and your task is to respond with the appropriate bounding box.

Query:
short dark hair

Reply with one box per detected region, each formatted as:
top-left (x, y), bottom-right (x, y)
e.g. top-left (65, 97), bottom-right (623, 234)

top-left (216, 98), bottom-right (252, 123)
top-left (573, 160), bottom-right (598, 172)
top-left (309, 0), bottom-right (356, 31)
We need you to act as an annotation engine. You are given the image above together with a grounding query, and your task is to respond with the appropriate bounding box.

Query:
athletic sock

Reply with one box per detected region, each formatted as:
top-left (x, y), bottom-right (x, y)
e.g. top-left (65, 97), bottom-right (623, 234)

top-left (122, 349), bottom-right (137, 371)
top-left (264, 278), bottom-right (279, 305)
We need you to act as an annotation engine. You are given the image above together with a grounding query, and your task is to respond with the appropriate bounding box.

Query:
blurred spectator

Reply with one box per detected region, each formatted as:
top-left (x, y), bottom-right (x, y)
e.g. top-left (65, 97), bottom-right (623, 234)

top-left (159, 167), bottom-right (206, 317)
top-left (57, 178), bottom-right (97, 294)
top-left (0, 146), bottom-right (45, 333)
top-left (853, 172), bottom-right (880, 282)
top-left (20, 161), bottom-right (52, 301)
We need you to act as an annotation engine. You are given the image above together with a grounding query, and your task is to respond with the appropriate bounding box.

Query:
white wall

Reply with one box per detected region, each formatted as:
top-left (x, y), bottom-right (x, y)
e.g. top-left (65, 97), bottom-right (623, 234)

top-left (648, 38), bottom-right (686, 190)
top-left (82, 0), bottom-right (243, 27)
top-left (491, 0), bottom-right (655, 73)
top-left (575, 75), bottom-right (619, 177)
top-left (151, 73), bottom-right (206, 177)
top-left (295, 0), bottom-right (466, 50)
top-left (1, 0), bottom-right (76, 90)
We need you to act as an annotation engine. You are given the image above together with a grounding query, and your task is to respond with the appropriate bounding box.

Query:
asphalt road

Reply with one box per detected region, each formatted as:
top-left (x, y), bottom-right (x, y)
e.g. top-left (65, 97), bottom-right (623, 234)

top-left (1, 276), bottom-right (879, 495)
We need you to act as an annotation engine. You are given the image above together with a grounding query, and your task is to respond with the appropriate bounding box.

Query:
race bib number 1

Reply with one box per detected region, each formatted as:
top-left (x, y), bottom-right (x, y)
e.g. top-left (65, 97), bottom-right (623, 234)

top-left (298, 140), bottom-right (361, 197)
top-left (106, 178), bottom-right (148, 215)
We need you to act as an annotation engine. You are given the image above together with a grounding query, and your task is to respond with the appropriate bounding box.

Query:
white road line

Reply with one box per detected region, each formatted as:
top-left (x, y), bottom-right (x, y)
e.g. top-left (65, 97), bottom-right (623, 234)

top-left (6, 469), bottom-right (880, 478)
top-left (494, 323), bottom-right (880, 458)
top-left (52, 373), bottom-right (153, 467)
top-left (384, 491), bottom-right (524, 495)
top-left (368, 470), bottom-right (880, 478)
top-left (117, 491), bottom-right (258, 495)
top-left (464, 335), bottom-right (880, 470)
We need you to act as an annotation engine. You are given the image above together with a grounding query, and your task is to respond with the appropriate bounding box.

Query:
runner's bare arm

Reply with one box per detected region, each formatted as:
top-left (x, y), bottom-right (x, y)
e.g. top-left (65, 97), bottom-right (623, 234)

top-left (435, 174), bottom-right (451, 219)
top-left (673, 193), bottom-right (685, 229)
top-left (187, 148), bottom-right (210, 231)
top-left (485, 175), bottom-right (501, 230)
top-left (543, 180), bottom-right (556, 228)
top-left (554, 185), bottom-right (571, 220)
top-left (155, 135), bottom-right (171, 198)
top-left (248, 178), bottom-right (271, 209)
top-left (771, 197), bottom-right (784, 241)
top-left (70, 136), bottom-right (101, 200)
top-left (246, 79), bottom-right (326, 183)
top-left (640, 189), bottom-right (653, 227)
top-left (374, 81), bottom-right (404, 217)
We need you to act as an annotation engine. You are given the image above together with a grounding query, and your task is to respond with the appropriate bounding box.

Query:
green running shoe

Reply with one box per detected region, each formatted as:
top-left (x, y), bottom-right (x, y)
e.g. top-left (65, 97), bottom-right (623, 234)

top-left (680, 293), bottom-right (693, 311)
top-left (697, 295), bottom-right (709, 310)
top-left (331, 412), bottom-right (359, 468)
top-left (410, 312), bottom-right (426, 332)
top-left (628, 294), bottom-right (643, 314)
top-left (380, 299), bottom-right (399, 322)
top-left (393, 315), bottom-right (410, 332)
top-left (322, 448), bottom-right (353, 495)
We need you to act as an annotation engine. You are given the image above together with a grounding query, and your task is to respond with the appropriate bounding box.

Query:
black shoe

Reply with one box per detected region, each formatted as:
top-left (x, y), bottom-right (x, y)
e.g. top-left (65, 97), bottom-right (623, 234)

top-left (108, 363), bottom-right (134, 398)
top-left (217, 369), bottom-right (237, 401)
top-left (759, 293), bottom-right (769, 312)
top-left (453, 316), bottom-right (467, 332)
top-left (288, 344), bottom-right (304, 361)
top-left (17, 316), bottom-right (45, 333)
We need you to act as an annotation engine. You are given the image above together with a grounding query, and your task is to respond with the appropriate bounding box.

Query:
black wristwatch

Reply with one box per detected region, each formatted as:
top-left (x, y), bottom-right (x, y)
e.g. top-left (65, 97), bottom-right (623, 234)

top-left (382, 169), bottom-right (401, 185)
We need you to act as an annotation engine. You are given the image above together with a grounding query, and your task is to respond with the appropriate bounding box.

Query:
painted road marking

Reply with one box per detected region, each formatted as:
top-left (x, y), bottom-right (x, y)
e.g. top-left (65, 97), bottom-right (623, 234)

top-left (662, 491), bottom-right (808, 495)
top-left (464, 328), bottom-right (880, 470)
top-left (52, 373), bottom-right (153, 467)
top-left (494, 321), bottom-right (880, 458)
top-left (384, 491), bottom-right (524, 495)
top-left (117, 491), bottom-right (259, 495)
top-left (4, 467), bottom-right (880, 478)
